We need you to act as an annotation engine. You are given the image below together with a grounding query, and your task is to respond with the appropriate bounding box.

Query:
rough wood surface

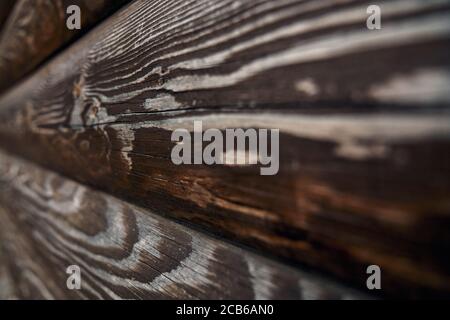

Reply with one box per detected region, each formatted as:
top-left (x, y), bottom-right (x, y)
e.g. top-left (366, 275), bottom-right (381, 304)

top-left (0, 0), bottom-right (449, 297)
top-left (0, 150), bottom-right (367, 300)
top-left (0, 0), bottom-right (130, 94)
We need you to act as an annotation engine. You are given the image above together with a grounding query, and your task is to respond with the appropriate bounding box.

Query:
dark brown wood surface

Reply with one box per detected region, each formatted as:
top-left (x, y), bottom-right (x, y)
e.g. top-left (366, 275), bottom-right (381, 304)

top-left (0, 0), bottom-right (130, 94)
top-left (0, 0), bottom-right (449, 298)
top-left (0, 150), bottom-right (368, 300)
top-left (0, 0), bottom-right (15, 30)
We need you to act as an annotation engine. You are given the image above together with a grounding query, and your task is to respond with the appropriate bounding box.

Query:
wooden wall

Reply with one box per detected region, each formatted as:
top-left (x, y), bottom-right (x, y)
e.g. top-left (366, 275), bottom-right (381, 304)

top-left (0, 150), bottom-right (368, 299)
top-left (0, 0), bottom-right (449, 299)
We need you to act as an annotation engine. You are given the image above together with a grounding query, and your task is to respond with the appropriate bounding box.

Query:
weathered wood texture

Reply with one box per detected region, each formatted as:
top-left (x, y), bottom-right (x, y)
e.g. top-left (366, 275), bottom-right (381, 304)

top-left (0, 0), bottom-right (449, 297)
top-left (0, 0), bottom-right (130, 94)
top-left (0, 151), bottom-right (367, 300)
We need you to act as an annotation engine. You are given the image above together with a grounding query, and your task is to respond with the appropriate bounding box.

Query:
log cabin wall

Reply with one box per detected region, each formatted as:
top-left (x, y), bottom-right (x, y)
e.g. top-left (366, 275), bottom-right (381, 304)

top-left (0, 0), bottom-right (449, 299)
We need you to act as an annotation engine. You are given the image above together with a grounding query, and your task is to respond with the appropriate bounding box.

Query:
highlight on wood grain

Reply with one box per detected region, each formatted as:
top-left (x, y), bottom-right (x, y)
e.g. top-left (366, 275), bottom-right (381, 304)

top-left (0, 0), bottom-right (449, 298)
top-left (0, 0), bottom-right (130, 94)
top-left (0, 150), bottom-right (368, 300)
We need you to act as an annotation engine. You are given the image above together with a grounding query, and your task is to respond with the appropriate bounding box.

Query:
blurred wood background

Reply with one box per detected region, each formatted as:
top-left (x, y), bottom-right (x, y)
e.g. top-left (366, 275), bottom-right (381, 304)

top-left (0, 0), bottom-right (130, 94)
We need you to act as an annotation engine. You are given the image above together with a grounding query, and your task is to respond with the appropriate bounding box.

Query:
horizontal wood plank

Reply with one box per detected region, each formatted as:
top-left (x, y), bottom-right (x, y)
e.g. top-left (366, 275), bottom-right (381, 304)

top-left (0, 150), bottom-right (367, 300)
top-left (0, 0), bottom-right (449, 297)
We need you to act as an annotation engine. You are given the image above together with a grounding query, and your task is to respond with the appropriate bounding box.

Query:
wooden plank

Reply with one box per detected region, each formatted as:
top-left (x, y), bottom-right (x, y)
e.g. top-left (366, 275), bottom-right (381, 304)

top-left (0, 0), bottom-right (449, 297)
top-left (0, 0), bottom-right (130, 93)
top-left (0, 150), bottom-right (367, 300)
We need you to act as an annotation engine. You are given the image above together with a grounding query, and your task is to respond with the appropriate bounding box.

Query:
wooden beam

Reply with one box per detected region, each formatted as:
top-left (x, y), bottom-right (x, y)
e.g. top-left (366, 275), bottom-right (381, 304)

top-left (0, 0), bottom-right (130, 93)
top-left (0, 150), bottom-right (367, 299)
top-left (0, 0), bottom-right (449, 297)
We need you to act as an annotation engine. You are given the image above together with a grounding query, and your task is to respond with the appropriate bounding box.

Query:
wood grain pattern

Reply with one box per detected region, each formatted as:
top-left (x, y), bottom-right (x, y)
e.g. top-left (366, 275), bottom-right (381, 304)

top-left (0, 0), bottom-right (130, 94)
top-left (0, 0), bottom-right (449, 297)
top-left (0, 150), bottom-right (367, 300)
